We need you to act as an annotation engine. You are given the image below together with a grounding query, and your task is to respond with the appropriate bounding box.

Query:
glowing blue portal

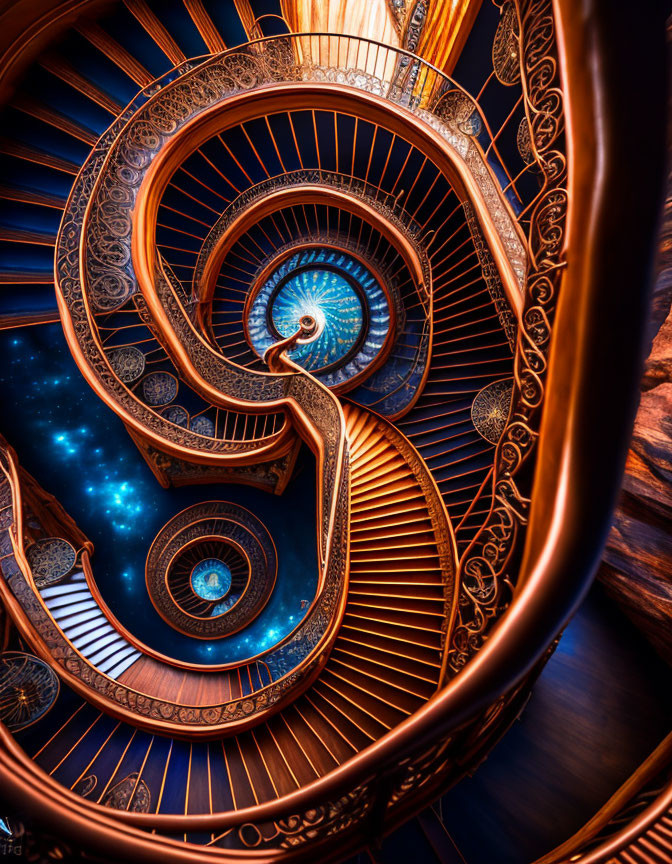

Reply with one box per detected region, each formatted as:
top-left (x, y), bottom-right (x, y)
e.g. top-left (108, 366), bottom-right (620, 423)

top-left (191, 558), bottom-right (232, 601)
top-left (246, 249), bottom-right (391, 390)
top-left (271, 269), bottom-right (363, 371)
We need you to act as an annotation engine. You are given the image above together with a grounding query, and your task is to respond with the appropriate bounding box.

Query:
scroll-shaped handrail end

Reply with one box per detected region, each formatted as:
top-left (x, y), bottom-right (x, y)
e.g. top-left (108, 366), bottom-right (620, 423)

top-left (263, 316), bottom-right (319, 374)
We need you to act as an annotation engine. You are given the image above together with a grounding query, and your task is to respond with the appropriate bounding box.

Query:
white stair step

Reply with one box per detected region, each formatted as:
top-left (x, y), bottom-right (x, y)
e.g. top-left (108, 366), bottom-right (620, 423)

top-left (99, 645), bottom-right (138, 676)
top-left (69, 620), bottom-right (114, 643)
top-left (50, 599), bottom-right (99, 620)
top-left (40, 581), bottom-right (89, 599)
top-left (83, 633), bottom-right (126, 663)
top-left (43, 590), bottom-right (92, 609)
top-left (106, 651), bottom-right (141, 680)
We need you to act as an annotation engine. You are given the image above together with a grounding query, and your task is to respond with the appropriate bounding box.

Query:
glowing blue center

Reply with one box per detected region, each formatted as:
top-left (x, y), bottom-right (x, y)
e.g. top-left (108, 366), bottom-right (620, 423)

top-left (246, 249), bottom-right (391, 389)
top-left (191, 558), bottom-right (232, 601)
top-left (271, 269), bottom-right (364, 371)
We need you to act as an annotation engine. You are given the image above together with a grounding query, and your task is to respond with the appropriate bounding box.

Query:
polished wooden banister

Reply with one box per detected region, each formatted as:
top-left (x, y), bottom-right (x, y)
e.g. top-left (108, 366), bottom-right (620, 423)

top-left (535, 731), bottom-right (672, 864)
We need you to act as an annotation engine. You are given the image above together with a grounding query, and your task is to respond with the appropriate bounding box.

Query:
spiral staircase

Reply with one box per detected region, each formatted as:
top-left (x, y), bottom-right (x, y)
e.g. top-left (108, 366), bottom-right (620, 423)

top-left (0, 1), bottom-right (669, 863)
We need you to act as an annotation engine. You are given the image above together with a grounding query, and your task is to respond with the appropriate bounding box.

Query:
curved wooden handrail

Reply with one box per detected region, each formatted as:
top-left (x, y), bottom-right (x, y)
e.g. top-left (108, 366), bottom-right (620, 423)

top-left (535, 732), bottom-right (672, 864)
top-left (561, 786), bottom-right (672, 864)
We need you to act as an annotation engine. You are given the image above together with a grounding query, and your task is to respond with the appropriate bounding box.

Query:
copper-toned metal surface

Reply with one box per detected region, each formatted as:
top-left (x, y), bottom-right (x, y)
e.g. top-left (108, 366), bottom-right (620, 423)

top-left (0, 0), bottom-right (666, 859)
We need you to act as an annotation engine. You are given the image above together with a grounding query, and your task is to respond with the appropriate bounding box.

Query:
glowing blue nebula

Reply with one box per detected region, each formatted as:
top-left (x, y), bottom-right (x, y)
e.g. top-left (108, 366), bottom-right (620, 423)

top-left (246, 248), bottom-right (391, 389)
top-left (191, 558), bottom-right (232, 601)
top-left (271, 269), bottom-right (363, 371)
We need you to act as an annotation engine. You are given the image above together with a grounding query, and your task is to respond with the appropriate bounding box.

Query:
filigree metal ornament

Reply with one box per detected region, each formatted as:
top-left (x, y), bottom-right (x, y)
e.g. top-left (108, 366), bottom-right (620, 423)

top-left (450, 0), bottom-right (568, 675)
top-left (25, 537), bottom-right (76, 586)
top-left (189, 415), bottom-right (215, 437)
top-left (493, 1), bottom-right (521, 86)
top-left (160, 404), bottom-right (189, 427)
top-left (433, 88), bottom-right (483, 136)
top-left (0, 651), bottom-right (59, 731)
top-left (517, 116), bottom-right (534, 164)
top-left (101, 773), bottom-right (151, 812)
top-left (471, 378), bottom-right (515, 444)
top-left (105, 346), bottom-right (145, 383)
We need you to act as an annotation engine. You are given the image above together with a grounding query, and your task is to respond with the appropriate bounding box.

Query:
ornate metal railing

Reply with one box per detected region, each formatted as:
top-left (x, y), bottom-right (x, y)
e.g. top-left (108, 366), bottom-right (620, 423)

top-left (447, 0), bottom-right (567, 674)
top-left (0, 0), bottom-right (666, 856)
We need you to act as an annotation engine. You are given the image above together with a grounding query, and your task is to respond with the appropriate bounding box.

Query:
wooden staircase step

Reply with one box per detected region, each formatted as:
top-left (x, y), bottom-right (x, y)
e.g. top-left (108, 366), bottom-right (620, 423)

top-left (306, 688), bottom-right (382, 748)
top-left (349, 496), bottom-right (428, 522)
top-left (349, 579), bottom-right (445, 597)
top-left (351, 467), bottom-right (415, 497)
top-left (318, 669), bottom-right (412, 725)
top-left (343, 612), bottom-right (443, 646)
top-left (351, 453), bottom-right (407, 484)
top-left (350, 515), bottom-right (435, 539)
top-left (248, 725), bottom-right (301, 795)
top-left (275, 705), bottom-right (342, 774)
top-left (349, 547), bottom-right (442, 564)
top-left (223, 737), bottom-right (267, 807)
top-left (330, 649), bottom-right (438, 699)
top-left (348, 595), bottom-right (445, 617)
top-left (337, 627), bottom-right (443, 668)
top-left (333, 637), bottom-right (441, 681)
top-left (350, 480), bottom-right (423, 507)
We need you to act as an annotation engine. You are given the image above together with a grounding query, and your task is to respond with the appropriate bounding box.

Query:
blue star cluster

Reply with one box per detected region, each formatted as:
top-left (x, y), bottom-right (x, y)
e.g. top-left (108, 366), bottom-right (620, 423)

top-left (0, 325), bottom-right (317, 665)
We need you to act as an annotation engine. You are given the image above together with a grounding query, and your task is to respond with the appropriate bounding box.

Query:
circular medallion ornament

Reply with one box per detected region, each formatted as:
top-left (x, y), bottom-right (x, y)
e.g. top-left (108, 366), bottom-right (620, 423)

top-left (471, 378), bottom-right (514, 444)
top-left (146, 502), bottom-right (277, 639)
top-left (493, 1), bottom-right (521, 86)
top-left (161, 404), bottom-right (189, 427)
top-left (26, 537), bottom-right (77, 586)
top-left (0, 651), bottom-right (59, 731)
top-left (141, 372), bottom-right (178, 406)
top-left (105, 346), bottom-right (146, 383)
top-left (190, 415), bottom-right (215, 437)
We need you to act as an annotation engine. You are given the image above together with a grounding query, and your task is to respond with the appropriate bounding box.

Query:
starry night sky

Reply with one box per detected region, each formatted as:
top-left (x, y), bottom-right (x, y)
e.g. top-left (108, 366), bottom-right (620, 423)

top-left (0, 323), bottom-right (317, 664)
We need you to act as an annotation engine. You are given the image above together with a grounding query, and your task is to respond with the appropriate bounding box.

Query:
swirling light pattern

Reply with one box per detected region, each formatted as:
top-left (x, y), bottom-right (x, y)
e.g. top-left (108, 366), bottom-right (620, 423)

top-left (191, 558), bottom-right (233, 601)
top-left (272, 268), bottom-right (363, 370)
top-left (247, 249), bottom-right (392, 389)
